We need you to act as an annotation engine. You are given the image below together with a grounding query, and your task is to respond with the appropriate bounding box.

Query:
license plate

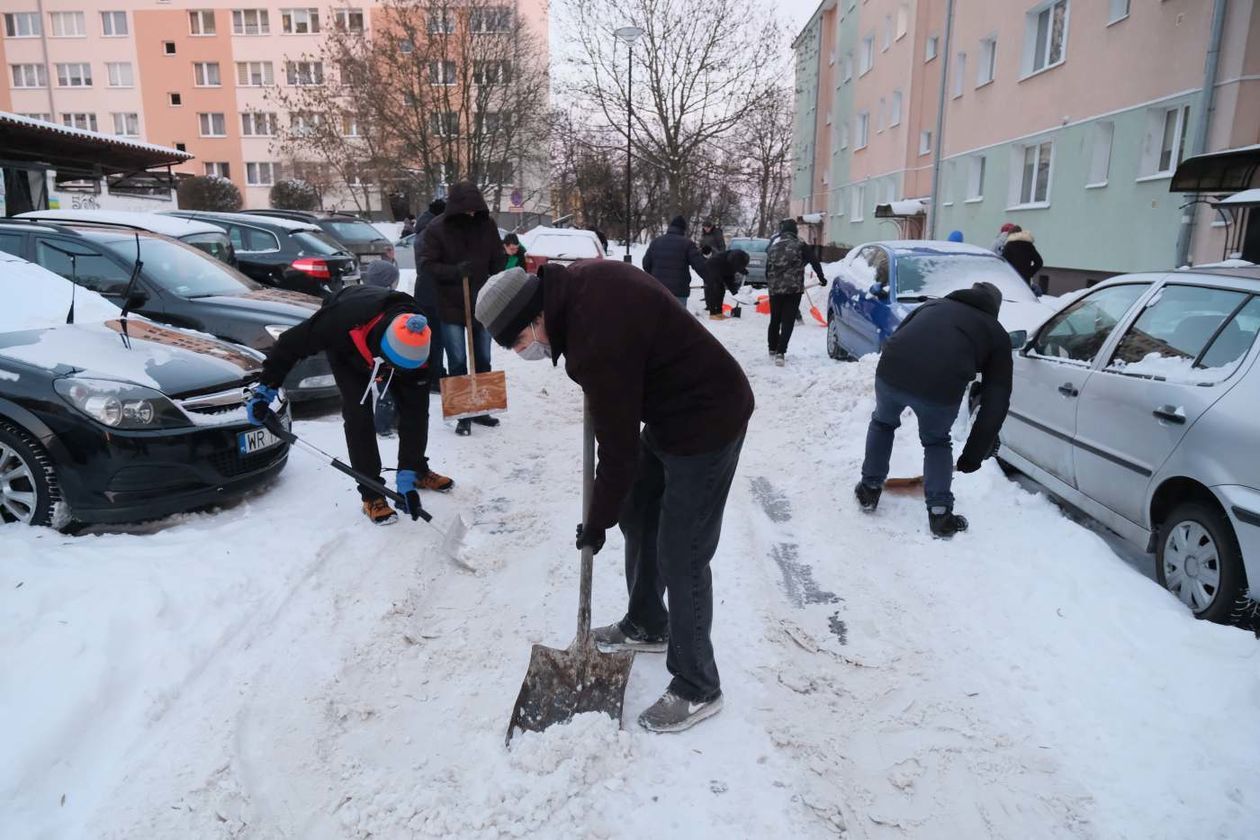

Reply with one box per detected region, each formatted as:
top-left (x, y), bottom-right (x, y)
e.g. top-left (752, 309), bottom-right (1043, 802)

top-left (238, 414), bottom-right (288, 455)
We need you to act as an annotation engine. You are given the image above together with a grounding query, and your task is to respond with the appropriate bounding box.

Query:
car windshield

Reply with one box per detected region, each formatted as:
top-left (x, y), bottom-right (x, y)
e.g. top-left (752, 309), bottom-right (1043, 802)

top-left (181, 232), bottom-right (234, 265)
top-left (292, 230), bottom-right (348, 256)
top-left (100, 236), bottom-right (259, 298)
top-left (730, 239), bottom-right (769, 253)
top-left (530, 233), bottom-right (601, 259)
top-left (895, 253), bottom-right (1037, 302)
top-left (321, 219), bottom-right (384, 244)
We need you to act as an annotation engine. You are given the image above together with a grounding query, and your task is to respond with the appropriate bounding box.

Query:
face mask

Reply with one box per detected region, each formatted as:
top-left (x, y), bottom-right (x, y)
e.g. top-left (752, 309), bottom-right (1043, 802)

top-left (515, 324), bottom-right (551, 361)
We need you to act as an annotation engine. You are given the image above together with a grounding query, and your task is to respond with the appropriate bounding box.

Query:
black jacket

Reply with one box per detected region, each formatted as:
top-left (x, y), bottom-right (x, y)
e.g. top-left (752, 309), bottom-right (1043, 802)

top-left (707, 249), bottom-right (750, 293)
top-left (261, 285), bottom-right (425, 387)
top-left (544, 260), bottom-right (754, 529)
top-left (876, 285), bottom-right (1012, 467)
top-left (417, 182), bottom-right (507, 324)
top-left (1003, 232), bottom-right (1044, 283)
top-left (641, 223), bottom-right (708, 297)
top-left (699, 225), bottom-right (726, 254)
top-left (412, 209), bottom-right (440, 309)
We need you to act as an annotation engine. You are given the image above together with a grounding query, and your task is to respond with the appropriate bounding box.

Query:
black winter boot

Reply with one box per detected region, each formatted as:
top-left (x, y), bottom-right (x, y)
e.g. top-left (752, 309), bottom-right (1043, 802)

top-left (854, 482), bottom-right (882, 512)
top-left (472, 415), bottom-right (500, 427)
top-left (929, 507), bottom-right (969, 539)
top-left (455, 418), bottom-right (472, 436)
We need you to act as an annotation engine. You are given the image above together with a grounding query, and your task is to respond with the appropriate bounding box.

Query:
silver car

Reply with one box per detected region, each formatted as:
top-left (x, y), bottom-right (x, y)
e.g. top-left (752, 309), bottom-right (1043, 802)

top-left (1001, 266), bottom-right (1260, 624)
top-left (729, 237), bottom-right (770, 287)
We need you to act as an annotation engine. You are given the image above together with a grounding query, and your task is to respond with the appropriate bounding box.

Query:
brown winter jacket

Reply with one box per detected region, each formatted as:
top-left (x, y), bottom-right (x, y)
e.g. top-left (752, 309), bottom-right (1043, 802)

top-left (542, 260), bottom-right (755, 530)
top-left (417, 181), bottom-right (508, 324)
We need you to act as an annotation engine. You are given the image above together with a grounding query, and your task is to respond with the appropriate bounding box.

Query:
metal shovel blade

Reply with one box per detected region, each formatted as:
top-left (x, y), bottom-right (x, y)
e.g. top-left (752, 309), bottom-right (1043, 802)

top-left (506, 639), bottom-right (634, 745)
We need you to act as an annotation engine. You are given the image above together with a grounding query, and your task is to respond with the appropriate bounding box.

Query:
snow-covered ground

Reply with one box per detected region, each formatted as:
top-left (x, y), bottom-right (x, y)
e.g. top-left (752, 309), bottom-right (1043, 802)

top-left (3, 298), bottom-right (1259, 839)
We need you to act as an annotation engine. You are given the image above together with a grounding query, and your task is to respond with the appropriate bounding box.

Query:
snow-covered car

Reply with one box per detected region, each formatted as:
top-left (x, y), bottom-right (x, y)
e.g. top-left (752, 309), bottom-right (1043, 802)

top-left (520, 226), bottom-right (606, 273)
top-left (16, 210), bottom-right (236, 266)
top-left (0, 251), bottom-right (290, 529)
top-left (1001, 266), bottom-right (1260, 623)
top-left (826, 241), bottom-right (1054, 360)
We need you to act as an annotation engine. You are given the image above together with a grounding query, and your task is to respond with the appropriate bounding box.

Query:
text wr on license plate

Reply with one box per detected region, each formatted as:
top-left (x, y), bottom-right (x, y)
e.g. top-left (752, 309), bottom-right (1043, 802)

top-left (239, 425), bottom-right (283, 454)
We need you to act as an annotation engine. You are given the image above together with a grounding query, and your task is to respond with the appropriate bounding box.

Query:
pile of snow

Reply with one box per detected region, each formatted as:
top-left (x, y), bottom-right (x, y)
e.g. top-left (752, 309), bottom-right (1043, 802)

top-left (0, 252), bottom-right (120, 332)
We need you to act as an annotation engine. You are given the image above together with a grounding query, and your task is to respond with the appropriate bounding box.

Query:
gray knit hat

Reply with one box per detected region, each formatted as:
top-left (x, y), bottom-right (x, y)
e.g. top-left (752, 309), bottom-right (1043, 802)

top-left (476, 267), bottom-right (544, 347)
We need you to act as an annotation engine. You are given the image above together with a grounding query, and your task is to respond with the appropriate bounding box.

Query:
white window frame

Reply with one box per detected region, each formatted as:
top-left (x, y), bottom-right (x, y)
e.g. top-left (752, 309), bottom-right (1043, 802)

top-left (925, 34), bottom-right (939, 62)
top-left (237, 61), bottom-right (274, 87)
top-left (919, 130), bottom-right (932, 156)
top-left (62, 113), bottom-right (97, 131)
top-left (188, 10), bottom-right (217, 36)
top-left (966, 155), bottom-right (986, 202)
top-left (286, 61), bottom-right (324, 86)
top-left (882, 16), bottom-right (892, 51)
top-left (839, 120), bottom-right (849, 150)
top-left (1011, 139), bottom-right (1054, 208)
top-left (193, 62), bottom-right (222, 87)
top-left (430, 111), bottom-right (459, 138)
top-left (470, 6), bottom-right (512, 34)
top-left (204, 162), bottom-right (231, 178)
top-left (49, 12), bottom-right (86, 38)
top-left (163, 41), bottom-right (176, 56)
top-left (11, 64), bottom-right (47, 88)
top-left (890, 89), bottom-right (903, 127)
top-left (859, 35), bottom-right (875, 75)
top-left (241, 111), bottom-right (277, 136)
top-left (19, 113), bottom-right (52, 123)
top-left (842, 52), bottom-right (853, 83)
top-left (169, 92), bottom-right (183, 107)
top-left (233, 9), bottom-right (270, 35)
top-left (1087, 121), bottom-right (1114, 188)
top-left (246, 162), bottom-right (276, 186)
top-left (1140, 104), bottom-right (1190, 179)
top-left (953, 52), bottom-right (966, 98)
top-left (1022, 0), bottom-right (1069, 79)
top-left (876, 98), bottom-right (885, 133)
top-left (100, 11), bottom-right (128, 37)
top-left (198, 112), bottom-right (228, 138)
top-left (4, 12), bottom-right (42, 38)
top-left (106, 62), bottom-right (134, 88)
top-left (333, 8), bottom-right (365, 33)
top-left (430, 60), bottom-right (457, 85)
top-left (111, 112), bottom-right (139, 137)
top-left (56, 63), bottom-right (92, 88)
top-left (895, 3), bottom-right (909, 40)
top-left (1108, 0), bottom-right (1130, 25)
top-left (855, 111), bottom-right (870, 149)
top-left (342, 114), bottom-right (360, 136)
top-left (428, 8), bottom-right (456, 34)
top-left (852, 183), bottom-right (866, 222)
top-left (978, 37), bottom-right (996, 87)
top-left (281, 8), bottom-right (320, 34)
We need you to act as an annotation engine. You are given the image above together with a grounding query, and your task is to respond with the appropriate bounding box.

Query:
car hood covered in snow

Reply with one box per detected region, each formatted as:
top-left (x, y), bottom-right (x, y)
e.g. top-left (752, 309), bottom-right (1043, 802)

top-left (189, 288), bottom-right (321, 323)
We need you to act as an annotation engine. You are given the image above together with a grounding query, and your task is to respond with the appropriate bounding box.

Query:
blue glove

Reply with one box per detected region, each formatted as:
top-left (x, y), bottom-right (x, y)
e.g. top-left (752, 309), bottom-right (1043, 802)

top-left (245, 385), bottom-right (279, 427)
top-left (396, 469), bottom-right (418, 496)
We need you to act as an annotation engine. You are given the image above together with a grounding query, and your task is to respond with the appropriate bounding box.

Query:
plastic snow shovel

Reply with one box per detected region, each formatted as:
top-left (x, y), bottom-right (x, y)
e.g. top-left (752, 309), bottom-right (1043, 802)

top-left (261, 414), bottom-right (469, 563)
top-left (506, 400), bottom-right (635, 745)
top-left (802, 286), bottom-right (827, 326)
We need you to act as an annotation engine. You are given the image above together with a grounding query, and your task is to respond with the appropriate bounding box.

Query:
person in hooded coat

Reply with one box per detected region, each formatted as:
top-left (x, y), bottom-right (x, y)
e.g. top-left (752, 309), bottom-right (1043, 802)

top-left (418, 181), bottom-right (508, 435)
top-left (641, 215), bottom-right (709, 306)
top-left (702, 248), bottom-right (750, 319)
top-left (412, 197), bottom-right (448, 386)
top-left (763, 219), bottom-right (826, 364)
top-left (1002, 227), bottom-right (1045, 291)
top-left (699, 219), bottom-right (726, 255)
top-left (991, 222), bottom-right (1016, 256)
top-left (854, 281), bottom-right (1013, 538)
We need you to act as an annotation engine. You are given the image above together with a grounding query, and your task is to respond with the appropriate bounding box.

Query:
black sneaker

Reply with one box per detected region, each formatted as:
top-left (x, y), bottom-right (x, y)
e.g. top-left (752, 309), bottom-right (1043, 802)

top-left (638, 690), bottom-right (723, 733)
top-left (455, 418), bottom-right (472, 436)
top-left (592, 621), bottom-right (668, 653)
top-left (472, 415), bottom-right (500, 427)
top-left (854, 482), bottom-right (882, 512)
top-left (929, 507), bottom-right (969, 539)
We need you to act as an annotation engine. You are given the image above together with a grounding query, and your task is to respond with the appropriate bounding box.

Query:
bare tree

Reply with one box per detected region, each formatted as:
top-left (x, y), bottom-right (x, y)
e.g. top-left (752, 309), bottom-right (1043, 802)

top-left (739, 90), bottom-right (794, 236)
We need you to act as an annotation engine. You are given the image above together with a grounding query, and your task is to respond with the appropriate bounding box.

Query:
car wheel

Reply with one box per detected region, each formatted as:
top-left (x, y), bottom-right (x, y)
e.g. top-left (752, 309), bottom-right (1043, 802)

top-left (1156, 502), bottom-right (1248, 624)
top-left (0, 422), bottom-right (60, 527)
top-left (826, 312), bottom-right (853, 361)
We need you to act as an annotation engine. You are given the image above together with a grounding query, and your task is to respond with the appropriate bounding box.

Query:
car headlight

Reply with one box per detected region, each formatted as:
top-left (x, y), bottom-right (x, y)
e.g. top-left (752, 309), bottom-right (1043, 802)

top-left (54, 377), bottom-right (189, 430)
top-left (264, 324), bottom-right (291, 341)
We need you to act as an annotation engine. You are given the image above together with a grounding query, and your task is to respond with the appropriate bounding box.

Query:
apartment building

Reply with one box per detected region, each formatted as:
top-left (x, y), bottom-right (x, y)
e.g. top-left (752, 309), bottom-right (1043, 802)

top-left (0, 1), bottom-right (549, 215)
top-left (792, 0), bottom-right (1260, 289)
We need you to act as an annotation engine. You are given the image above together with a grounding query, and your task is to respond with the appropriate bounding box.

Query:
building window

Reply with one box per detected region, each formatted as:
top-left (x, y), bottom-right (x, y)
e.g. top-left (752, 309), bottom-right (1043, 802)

top-left (876, 98), bottom-right (885, 133)
top-left (1108, 0), bottom-right (1130, 24)
top-left (198, 112), bottom-right (228, 137)
top-left (839, 120), bottom-right (849, 150)
top-left (852, 184), bottom-right (866, 222)
top-left (285, 61), bottom-right (325, 86)
top-left (246, 162), bottom-right (276, 186)
top-left (978, 37), bottom-right (996, 86)
top-left (10, 64), bottom-right (47, 88)
top-left (1143, 104), bottom-right (1190, 176)
top-left (233, 9), bottom-right (270, 35)
top-left (106, 62), bottom-right (134, 88)
top-left (281, 8), bottom-right (320, 34)
top-left (111, 112), bottom-right (139, 137)
top-left (953, 52), bottom-right (966, 97)
top-left (895, 2), bottom-right (909, 39)
top-left (1025, 0), bottom-right (1068, 76)
top-left (967, 155), bottom-right (986, 200)
top-left (174, 143), bottom-right (187, 152)
top-left (925, 35), bottom-right (939, 62)
top-left (882, 15), bottom-right (892, 51)
top-left (919, 130), bottom-right (932, 156)
top-left (471, 6), bottom-right (512, 33)
top-left (428, 8), bottom-right (456, 34)
top-left (430, 111), bottom-right (460, 137)
top-left (163, 41), bottom-right (176, 55)
top-left (189, 10), bottom-right (217, 36)
top-left (429, 60), bottom-right (457, 85)
top-left (169, 92), bottom-right (183, 106)
top-left (290, 112), bottom-right (324, 135)
top-left (194, 62), bottom-right (222, 87)
top-left (1015, 140), bottom-right (1054, 205)
top-left (855, 112), bottom-right (870, 149)
top-left (842, 53), bottom-right (853, 83)
top-left (100, 11), bottom-right (127, 36)
top-left (49, 12), bottom-right (86, 37)
top-left (859, 35), bottom-right (874, 74)
top-left (241, 111), bottom-right (278, 136)
top-left (62, 113), bottom-right (97, 131)
top-left (474, 61), bottom-right (511, 85)
top-left (1087, 121), bottom-right (1114, 186)
top-left (19, 113), bottom-right (52, 123)
top-left (890, 89), bottom-right (903, 126)
top-left (204, 162), bottom-right (231, 178)
top-left (4, 12), bottom-right (42, 38)
top-left (342, 114), bottom-right (360, 136)
top-left (56, 63), bottom-right (93, 88)
top-left (237, 61), bottom-right (274, 87)
top-left (333, 8), bottom-right (365, 32)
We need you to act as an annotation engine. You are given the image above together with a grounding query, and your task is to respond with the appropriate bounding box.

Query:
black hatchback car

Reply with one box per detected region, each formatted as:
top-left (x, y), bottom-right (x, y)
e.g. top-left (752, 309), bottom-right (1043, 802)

top-left (0, 219), bottom-right (337, 403)
top-left (243, 209), bottom-right (392, 267)
top-left (165, 211), bottom-right (361, 297)
top-left (0, 251), bottom-right (290, 528)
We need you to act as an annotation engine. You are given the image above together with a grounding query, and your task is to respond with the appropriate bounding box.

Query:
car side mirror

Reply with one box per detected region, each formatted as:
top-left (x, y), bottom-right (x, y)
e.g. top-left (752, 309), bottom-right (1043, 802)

top-left (869, 283), bottom-right (889, 299)
top-left (1008, 329), bottom-right (1028, 350)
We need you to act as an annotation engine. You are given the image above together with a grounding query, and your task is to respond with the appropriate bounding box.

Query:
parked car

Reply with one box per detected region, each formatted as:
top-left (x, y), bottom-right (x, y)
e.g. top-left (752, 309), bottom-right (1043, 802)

top-left (0, 250), bottom-right (290, 529)
top-left (826, 241), bottom-right (1053, 360)
top-left (164, 211), bottom-right (360, 297)
top-left (242, 209), bottom-right (392, 266)
top-left (1000, 267), bottom-right (1260, 623)
top-left (0, 219), bottom-right (337, 402)
top-left (520, 226), bottom-right (606, 273)
top-left (16, 210), bottom-right (235, 266)
top-left (728, 237), bottom-right (771, 287)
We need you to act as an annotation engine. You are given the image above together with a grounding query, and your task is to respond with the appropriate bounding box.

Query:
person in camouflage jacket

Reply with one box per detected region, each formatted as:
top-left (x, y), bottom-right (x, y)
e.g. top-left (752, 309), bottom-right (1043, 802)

top-left (763, 219), bottom-right (826, 363)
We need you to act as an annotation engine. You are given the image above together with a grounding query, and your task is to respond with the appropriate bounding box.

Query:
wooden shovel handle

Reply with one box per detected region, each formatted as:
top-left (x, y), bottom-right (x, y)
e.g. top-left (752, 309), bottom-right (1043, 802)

top-left (462, 274), bottom-right (476, 363)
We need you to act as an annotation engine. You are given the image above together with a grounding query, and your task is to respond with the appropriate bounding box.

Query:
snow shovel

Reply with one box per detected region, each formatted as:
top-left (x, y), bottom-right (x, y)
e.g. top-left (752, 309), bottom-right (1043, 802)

top-left (440, 274), bottom-right (507, 421)
top-left (802, 286), bottom-right (827, 326)
top-left (506, 400), bottom-right (635, 745)
top-left (261, 414), bottom-right (469, 562)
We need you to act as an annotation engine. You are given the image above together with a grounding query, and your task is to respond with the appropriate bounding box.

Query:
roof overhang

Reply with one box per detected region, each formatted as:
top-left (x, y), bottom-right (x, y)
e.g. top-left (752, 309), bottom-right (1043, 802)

top-left (0, 111), bottom-right (192, 177)
top-left (1169, 144), bottom-right (1260, 193)
top-left (875, 199), bottom-right (927, 218)
top-left (1213, 188), bottom-right (1260, 208)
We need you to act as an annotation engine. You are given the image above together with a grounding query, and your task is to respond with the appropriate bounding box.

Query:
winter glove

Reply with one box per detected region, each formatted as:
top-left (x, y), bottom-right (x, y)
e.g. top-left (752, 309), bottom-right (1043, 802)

top-left (818, 277), bottom-right (828, 288)
top-left (575, 523), bottom-right (606, 555)
top-left (455, 260), bottom-right (472, 278)
top-left (396, 469), bottom-right (418, 496)
top-left (245, 385), bottom-right (279, 427)
top-left (955, 454), bottom-right (983, 474)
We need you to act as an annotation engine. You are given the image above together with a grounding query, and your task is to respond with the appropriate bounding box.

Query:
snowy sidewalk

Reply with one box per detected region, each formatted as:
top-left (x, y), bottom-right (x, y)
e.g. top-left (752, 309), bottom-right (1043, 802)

top-left (2, 299), bottom-right (1258, 839)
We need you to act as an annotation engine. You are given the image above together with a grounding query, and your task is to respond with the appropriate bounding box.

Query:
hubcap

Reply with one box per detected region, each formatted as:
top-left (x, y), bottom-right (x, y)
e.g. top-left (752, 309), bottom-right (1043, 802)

top-left (1163, 520), bottom-right (1220, 612)
top-left (0, 443), bottom-right (39, 524)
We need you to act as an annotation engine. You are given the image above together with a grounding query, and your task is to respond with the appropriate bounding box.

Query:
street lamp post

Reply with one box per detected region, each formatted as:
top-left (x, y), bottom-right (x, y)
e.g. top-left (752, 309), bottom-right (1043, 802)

top-left (614, 26), bottom-right (643, 263)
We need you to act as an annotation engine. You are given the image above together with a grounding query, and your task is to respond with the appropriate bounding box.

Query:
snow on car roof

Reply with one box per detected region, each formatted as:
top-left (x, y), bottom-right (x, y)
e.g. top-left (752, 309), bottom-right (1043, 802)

top-left (520, 226), bottom-right (604, 258)
top-left (17, 210), bottom-right (225, 239)
top-left (166, 211), bottom-right (321, 233)
top-left (0, 251), bottom-right (120, 332)
top-left (871, 240), bottom-right (1000, 257)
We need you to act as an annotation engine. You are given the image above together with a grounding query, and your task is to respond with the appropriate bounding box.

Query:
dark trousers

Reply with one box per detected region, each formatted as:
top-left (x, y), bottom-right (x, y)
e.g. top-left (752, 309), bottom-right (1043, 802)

top-left (619, 427), bottom-right (746, 702)
top-left (442, 320), bottom-right (492, 376)
top-left (703, 275), bottom-right (726, 314)
top-left (331, 358), bottom-right (431, 501)
top-left (861, 377), bottom-right (961, 510)
top-left (767, 292), bottom-right (803, 354)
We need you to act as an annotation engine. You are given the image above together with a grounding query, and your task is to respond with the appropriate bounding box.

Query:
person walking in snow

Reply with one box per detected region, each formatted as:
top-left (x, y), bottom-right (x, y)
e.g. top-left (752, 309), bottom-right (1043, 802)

top-left (763, 219), bottom-right (826, 366)
top-left (642, 216), bottom-right (709, 307)
top-left (854, 281), bottom-right (1012, 538)
top-left (699, 219), bottom-right (726, 255)
top-left (401, 214), bottom-right (417, 237)
top-left (1002, 227), bottom-right (1045, 293)
top-left (474, 262), bottom-right (754, 732)
top-left (246, 284), bottom-right (454, 526)
top-left (703, 248), bottom-right (750, 319)
top-left (413, 197), bottom-right (448, 386)
top-left (418, 181), bottom-right (508, 435)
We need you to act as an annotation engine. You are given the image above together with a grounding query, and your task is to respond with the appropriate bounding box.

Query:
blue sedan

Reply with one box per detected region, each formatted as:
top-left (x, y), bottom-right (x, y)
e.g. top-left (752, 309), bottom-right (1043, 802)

top-left (826, 240), bottom-right (1046, 360)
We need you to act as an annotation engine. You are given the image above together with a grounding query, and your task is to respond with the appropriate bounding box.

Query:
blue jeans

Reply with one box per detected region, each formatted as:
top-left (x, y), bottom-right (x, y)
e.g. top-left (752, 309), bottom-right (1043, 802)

top-left (442, 320), bottom-right (492, 377)
top-left (861, 377), bottom-right (961, 510)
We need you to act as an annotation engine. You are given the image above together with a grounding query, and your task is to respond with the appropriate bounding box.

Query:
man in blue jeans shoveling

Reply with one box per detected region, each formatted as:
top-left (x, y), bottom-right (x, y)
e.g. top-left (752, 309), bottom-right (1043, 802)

top-left (855, 281), bottom-right (1013, 538)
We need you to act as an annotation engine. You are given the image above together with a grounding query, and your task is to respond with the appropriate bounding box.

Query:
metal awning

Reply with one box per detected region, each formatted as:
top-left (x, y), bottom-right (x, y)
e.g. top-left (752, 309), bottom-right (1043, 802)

top-left (875, 199), bottom-right (927, 218)
top-left (1169, 144), bottom-right (1260, 193)
top-left (0, 111), bottom-right (191, 176)
top-left (1214, 188), bottom-right (1260, 207)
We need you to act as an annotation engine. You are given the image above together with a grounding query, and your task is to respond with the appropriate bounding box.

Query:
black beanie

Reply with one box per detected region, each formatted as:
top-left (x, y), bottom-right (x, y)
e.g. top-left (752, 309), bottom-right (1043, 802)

top-left (429, 198), bottom-right (446, 215)
top-left (670, 215), bottom-right (687, 232)
top-left (780, 218), bottom-right (798, 235)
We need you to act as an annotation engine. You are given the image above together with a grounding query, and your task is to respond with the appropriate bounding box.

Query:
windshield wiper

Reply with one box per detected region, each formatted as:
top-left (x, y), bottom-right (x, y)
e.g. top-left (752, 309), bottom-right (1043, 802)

top-left (896, 294), bottom-right (937, 302)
